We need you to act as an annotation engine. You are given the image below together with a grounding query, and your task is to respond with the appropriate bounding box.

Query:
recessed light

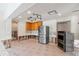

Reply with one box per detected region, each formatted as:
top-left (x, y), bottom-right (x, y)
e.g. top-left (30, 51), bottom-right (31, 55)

top-left (57, 13), bottom-right (62, 16)
top-left (27, 11), bottom-right (31, 14)
top-left (18, 16), bottom-right (22, 18)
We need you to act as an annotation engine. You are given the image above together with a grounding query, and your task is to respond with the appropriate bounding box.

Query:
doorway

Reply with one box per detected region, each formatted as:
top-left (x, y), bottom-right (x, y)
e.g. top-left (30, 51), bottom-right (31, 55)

top-left (12, 20), bottom-right (18, 40)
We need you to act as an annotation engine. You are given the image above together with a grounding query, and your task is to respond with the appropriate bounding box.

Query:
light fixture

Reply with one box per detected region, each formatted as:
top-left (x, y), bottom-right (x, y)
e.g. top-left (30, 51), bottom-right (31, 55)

top-left (28, 13), bottom-right (42, 21)
top-left (27, 11), bottom-right (31, 14)
top-left (57, 13), bottom-right (62, 16)
top-left (18, 16), bottom-right (22, 18)
top-left (48, 10), bottom-right (62, 16)
top-left (48, 10), bottom-right (57, 15)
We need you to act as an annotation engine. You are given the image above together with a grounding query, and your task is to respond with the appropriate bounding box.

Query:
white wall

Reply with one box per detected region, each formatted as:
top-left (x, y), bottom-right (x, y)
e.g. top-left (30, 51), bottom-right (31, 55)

top-left (70, 16), bottom-right (78, 33)
top-left (70, 15), bottom-right (79, 39)
top-left (0, 18), bottom-right (11, 40)
top-left (0, 3), bottom-right (21, 40)
top-left (4, 4), bottom-right (21, 20)
top-left (18, 21), bottom-right (26, 36)
top-left (43, 20), bottom-right (57, 41)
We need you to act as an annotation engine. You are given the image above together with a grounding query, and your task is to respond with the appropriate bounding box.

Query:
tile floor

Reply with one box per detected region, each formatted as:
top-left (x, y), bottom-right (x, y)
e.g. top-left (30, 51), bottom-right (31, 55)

top-left (0, 41), bottom-right (9, 56)
top-left (6, 39), bottom-right (65, 56)
top-left (5, 38), bottom-right (79, 56)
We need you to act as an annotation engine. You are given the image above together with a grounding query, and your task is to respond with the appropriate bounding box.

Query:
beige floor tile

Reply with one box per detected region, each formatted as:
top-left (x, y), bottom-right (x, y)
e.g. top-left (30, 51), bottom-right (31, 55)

top-left (6, 39), bottom-right (65, 56)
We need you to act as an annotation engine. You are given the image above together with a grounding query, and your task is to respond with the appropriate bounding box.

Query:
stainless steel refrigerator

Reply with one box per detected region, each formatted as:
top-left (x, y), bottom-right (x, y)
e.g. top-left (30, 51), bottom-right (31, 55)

top-left (38, 26), bottom-right (49, 44)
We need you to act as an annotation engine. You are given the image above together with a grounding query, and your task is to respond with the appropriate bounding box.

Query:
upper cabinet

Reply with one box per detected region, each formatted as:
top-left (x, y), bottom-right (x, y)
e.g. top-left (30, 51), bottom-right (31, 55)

top-left (26, 21), bottom-right (42, 31)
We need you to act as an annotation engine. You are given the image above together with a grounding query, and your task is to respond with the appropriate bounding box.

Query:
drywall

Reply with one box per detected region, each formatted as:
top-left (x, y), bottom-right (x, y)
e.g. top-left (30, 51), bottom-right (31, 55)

top-left (0, 18), bottom-right (11, 40)
top-left (4, 3), bottom-right (21, 20)
top-left (43, 20), bottom-right (57, 41)
top-left (9, 3), bottom-right (35, 19)
top-left (18, 21), bottom-right (26, 36)
top-left (70, 15), bottom-right (79, 39)
top-left (0, 3), bottom-right (21, 40)
top-left (70, 16), bottom-right (78, 33)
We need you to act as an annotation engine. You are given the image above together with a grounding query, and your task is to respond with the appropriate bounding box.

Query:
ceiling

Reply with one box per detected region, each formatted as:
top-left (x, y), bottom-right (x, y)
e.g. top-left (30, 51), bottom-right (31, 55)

top-left (10, 3), bottom-right (79, 21)
top-left (0, 3), bottom-right (21, 20)
top-left (0, 4), bottom-right (9, 19)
